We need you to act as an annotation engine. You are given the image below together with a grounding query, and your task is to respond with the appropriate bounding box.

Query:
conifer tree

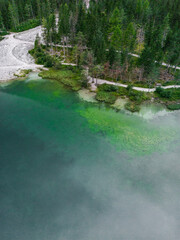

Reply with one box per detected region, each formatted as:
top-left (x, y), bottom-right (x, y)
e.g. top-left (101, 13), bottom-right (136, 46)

top-left (110, 25), bottom-right (122, 50)
top-left (0, 10), bottom-right (4, 30)
top-left (92, 29), bottom-right (106, 64)
top-left (36, 0), bottom-right (42, 20)
top-left (8, 0), bottom-right (19, 30)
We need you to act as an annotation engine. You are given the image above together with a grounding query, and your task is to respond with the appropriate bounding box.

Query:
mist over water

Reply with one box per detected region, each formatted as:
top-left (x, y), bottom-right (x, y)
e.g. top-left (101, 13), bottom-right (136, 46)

top-left (0, 76), bottom-right (180, 240)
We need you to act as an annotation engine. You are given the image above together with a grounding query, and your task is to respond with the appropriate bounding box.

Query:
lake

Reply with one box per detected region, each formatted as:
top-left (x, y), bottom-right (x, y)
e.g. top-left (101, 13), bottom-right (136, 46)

top-left (0, 74), bottom-right (180, 240)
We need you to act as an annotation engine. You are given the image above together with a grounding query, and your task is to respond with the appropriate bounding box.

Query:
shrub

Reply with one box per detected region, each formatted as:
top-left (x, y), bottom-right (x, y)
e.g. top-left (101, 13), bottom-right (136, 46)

top-left (98, 84), bottom-right (118, 92)
top-left (54, 61), bottom-right (62, 70)
top-left (44, 56), bottom-right (54, 67)
top-left (167, 104), bottom-right (180, 110)
top-left (128, 90), bottom-right (149, 104)
top-left (155, 87), bottom-right (172, 99)
top-left (96, 91), bottom-right (117, 104)
top-left (155, 87), bottom-right (163, 94)
top-left (127, 84), bottom-right (133, 91)
top-left (117, 87), bottom-right (128, 96)
top-left (125, 102), bottom-right (140, 112)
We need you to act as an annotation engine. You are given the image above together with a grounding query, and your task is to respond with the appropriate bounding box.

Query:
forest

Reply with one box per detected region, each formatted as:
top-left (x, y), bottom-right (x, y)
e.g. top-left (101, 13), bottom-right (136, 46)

top-left (0, 0), bottom-right (180, 84)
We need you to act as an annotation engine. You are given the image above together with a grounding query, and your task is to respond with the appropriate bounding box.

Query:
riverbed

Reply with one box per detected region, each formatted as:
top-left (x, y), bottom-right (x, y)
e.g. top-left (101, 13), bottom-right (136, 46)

top-left (0, 74), bottom-right (180, 240)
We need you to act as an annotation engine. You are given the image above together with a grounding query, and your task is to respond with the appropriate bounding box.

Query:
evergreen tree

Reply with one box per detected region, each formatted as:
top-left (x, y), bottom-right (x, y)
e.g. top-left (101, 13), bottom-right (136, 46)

top-left (36, 0), bottom-right (42, 20)
top-left (109, 7), bottom-right (122, 33)
top-left (107, 45), bottom-right (117, 66)
top-left (110, 25), bottom-right (122, 50)
top-left (0, 10), bottom-right (4, 30)
top-left (92, 29), bottom-right (106, 64)
top-left (8, 0), bottom-right (19, 30)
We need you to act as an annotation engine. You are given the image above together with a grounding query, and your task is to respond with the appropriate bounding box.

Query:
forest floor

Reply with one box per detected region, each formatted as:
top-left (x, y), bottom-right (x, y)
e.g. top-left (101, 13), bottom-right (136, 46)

top-left (0, 26), bottom-right (43, 81)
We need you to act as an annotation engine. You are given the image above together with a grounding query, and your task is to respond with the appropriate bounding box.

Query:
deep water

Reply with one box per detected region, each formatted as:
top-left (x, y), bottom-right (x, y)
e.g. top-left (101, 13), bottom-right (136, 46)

top-left (0, 74), bottom-right (180, 240)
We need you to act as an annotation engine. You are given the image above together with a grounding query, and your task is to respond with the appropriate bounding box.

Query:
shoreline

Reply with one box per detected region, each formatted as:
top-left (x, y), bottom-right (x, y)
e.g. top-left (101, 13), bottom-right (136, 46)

top-left (0, 25), bottom-right (179, 112)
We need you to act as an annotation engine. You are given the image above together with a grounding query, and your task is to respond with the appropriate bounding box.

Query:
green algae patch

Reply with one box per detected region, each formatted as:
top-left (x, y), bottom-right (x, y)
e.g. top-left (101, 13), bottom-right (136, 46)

top-left (78, 106), bottom-right (177, 155)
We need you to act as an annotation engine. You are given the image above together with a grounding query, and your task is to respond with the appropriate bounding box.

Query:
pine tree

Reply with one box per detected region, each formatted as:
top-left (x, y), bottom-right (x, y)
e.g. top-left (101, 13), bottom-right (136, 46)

top-left (8, 1), bottom-right (19, 30)
top-left (42, 17), bottom-right (49, 45)
top-left (123, 22), bottom-right (136, 52)
top-left (110, 25), bottom-right (122, 50)
top-left (36, 0), bottom-right (42, 20)
top-left (92, 29), bottom-right (106, 64)
top-left (58, 3), bottom-right (70, 57)
top-left (107, 45), bottom-right (117, 66)
top-left (46, 0), bottom-right (52, 16)
top-left (48, 13), bottom-right (56, 43)
top-left (109, 7), bottom-right (122, 33)
top-left (25, 4), bottom-right (32, 19)
top-left (0, 10), bottom-right (4, 30)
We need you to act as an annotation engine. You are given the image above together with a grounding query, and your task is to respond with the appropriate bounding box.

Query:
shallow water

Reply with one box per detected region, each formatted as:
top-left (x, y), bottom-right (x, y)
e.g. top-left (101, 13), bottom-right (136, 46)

top-left (0, 75), bottom-right (180, 240)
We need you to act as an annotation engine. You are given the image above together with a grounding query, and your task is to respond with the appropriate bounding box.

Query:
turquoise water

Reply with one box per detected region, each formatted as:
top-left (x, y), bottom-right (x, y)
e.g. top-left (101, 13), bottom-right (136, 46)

top-left (0, 74), bottom-right (180, 240)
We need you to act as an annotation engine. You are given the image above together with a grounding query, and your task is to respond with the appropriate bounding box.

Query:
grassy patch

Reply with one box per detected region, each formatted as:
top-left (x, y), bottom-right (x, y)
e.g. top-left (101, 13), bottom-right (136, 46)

top-left (39, 68), bottom-right (82, 91)
top-left (14, 69), bottom-right (32, 78)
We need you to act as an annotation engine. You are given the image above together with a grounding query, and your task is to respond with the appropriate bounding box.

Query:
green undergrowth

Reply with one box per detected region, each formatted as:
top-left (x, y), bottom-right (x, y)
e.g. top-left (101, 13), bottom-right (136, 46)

top-left (162, 80), bottom-right (180, 86)
top-left (155, 87), bottom-right (180, 101)
top-left (29, 45), bottom-right (55, 67)
top-left (96, 84), bottom-right (151, 112)
top-left (0, 30), bottom-right (8, 41)
top-left (11, 19), bottom-right (40, 32)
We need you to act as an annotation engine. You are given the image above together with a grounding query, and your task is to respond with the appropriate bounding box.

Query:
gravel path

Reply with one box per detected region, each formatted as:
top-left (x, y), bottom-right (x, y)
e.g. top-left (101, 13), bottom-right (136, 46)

top-left (88, 76), bottom-right (180, 92)
top-left (0, 26), bottom-right (43, 81)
